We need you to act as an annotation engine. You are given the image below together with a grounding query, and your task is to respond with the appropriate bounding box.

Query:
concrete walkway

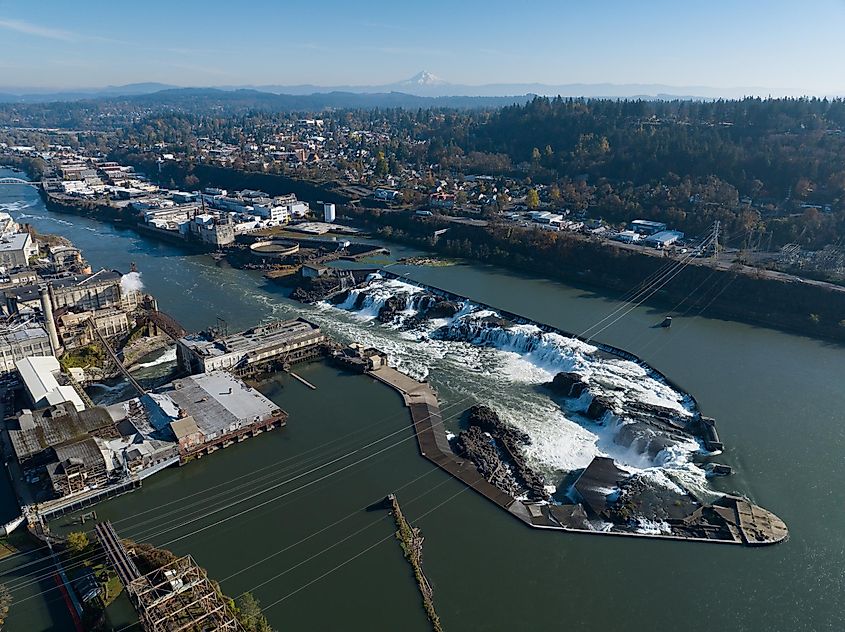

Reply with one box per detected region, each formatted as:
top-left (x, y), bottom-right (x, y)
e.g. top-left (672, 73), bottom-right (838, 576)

top-left (366, 367), bottom-right (788, 546)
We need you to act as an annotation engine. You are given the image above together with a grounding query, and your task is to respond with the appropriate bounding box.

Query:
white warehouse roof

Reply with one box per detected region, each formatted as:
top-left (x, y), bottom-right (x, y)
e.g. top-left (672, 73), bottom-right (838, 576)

top-left (15, 356), bottom-right (85, 412)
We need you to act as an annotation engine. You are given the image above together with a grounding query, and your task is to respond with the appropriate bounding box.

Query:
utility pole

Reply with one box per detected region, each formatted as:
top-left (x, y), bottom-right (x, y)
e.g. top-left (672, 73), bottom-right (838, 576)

top-left (712, 220), bottom-right (721, 259)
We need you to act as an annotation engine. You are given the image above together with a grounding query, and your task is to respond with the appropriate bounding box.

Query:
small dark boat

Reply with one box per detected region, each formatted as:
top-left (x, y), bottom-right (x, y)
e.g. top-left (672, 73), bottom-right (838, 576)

top-left (660, 316), bottom-right (673, 328)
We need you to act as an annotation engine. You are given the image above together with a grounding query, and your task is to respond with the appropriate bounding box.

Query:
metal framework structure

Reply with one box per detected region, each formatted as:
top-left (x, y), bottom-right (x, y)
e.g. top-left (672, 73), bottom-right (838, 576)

top-left (127, 555), bottom-right (242, 632)
top-left (96, 521), bottom-right (242, 631)
top-left (141, 309), bottom-right (188, 342)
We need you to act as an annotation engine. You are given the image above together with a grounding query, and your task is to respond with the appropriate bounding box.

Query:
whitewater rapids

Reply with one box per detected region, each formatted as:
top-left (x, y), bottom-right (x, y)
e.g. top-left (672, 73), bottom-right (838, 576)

top-left (307, 274), bottom-right (715, 500)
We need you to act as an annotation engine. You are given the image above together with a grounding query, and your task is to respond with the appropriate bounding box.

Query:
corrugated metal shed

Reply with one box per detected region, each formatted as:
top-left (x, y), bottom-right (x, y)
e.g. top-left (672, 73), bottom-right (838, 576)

top-left (9, 403), bottom-right (116, 462)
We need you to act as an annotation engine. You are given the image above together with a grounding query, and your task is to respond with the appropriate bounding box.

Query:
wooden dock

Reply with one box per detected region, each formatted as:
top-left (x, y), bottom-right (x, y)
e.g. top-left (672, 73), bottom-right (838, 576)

top-left (367, 367), bottom-right (525, 516)
top-left (288, 371), bottom-right (317, 390)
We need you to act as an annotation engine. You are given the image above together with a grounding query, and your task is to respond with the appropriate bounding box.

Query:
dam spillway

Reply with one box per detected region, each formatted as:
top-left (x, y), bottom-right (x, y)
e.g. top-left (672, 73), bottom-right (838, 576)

top-left (324, 270), bottom-right (788, 545)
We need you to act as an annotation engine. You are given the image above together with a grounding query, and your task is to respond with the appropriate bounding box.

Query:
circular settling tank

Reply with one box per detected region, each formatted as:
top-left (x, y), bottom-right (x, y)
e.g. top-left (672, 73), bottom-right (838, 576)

top-left (249, 240), bottom-right (300, 259)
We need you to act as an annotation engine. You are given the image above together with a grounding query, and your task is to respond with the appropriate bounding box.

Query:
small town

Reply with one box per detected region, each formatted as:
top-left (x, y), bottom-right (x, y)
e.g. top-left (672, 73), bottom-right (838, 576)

top-left (3, 119), bottom-right (844, 292)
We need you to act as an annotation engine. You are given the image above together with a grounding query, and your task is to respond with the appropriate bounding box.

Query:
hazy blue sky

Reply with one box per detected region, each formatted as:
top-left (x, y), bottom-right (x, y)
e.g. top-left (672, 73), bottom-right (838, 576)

top-left (1, 0), bottom-right (844, 92)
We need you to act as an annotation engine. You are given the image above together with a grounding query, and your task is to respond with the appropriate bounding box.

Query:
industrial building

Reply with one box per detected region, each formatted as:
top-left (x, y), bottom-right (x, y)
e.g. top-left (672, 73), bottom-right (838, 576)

top-left (15, 355), bottom-right (85, 412)
top-left (177, 318), bottom-right (326, 374)
top-left (0, 232), bottom-right (38, 268)
top-left (30, 419), bottom-right (175, 498)
top-left (109, 371), bottom-right (285, 460)
top-left (5, 371), bottom-right (282, 500)
top-left (0, 269), bottom-right (37, 288)
top-left (49, 269), bottom-right (140, 312)
top-left (8, 402), bottom-right (123, 498)
top-left (630, 219), bottom-right (668, 236)
top-left (46, 439), bottom-right (111, 496)
top-left (324, 203), bottom-right (336, 223)
top-left (48, 245), bottom-right (87, 273)
top-left (157, 371), bottom-right (285, 457)
top-left (4, 270), bottom-right (140, 356)
top-left (0, 325), bottom-right (53, 374)
top-left (186, 213), bottom-right (235, 247)
top-left (3, 284), bottom-right (43, 315)
top-left (57, 308), bottom-right (130, 348)
top-left (644, 230), bottom-right (685, 248)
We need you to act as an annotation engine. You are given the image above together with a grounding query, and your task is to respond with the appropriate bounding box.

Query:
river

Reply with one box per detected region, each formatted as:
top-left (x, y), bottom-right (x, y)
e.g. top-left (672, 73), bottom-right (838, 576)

top-left (0, 168), bottom-right (844, 631)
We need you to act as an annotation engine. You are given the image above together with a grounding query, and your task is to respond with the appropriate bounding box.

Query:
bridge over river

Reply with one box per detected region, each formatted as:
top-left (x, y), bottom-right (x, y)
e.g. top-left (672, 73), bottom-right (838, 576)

top-left (0, 177), bottom-right (37, 186)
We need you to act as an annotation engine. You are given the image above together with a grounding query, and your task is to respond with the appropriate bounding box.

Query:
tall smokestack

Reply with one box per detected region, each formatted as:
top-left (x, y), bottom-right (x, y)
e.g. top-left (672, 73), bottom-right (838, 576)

top-left (39, 286), bottom-right (61, 355)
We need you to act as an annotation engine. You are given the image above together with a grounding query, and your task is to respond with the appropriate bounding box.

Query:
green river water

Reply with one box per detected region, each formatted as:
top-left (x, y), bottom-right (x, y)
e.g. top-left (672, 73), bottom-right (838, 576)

top-left (0, 168), bottom-right (843, 631)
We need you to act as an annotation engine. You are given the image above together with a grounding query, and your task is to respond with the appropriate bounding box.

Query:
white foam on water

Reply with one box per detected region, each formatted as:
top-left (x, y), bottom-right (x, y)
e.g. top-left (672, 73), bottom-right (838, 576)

top-left (13, 210), bottom-right (74, 226)
top-left (321, 275), bottom-right (710, 495)
top-left (88, 382), bottom-right (123, 392)
top-left (635, 518), bottom-right (672, 535)
top-left (131, 347), bottom-right (177, 370)
top-left (0, 201), bottom-right (36, 213)
top-left (335, 278), bottom-right (426, 321)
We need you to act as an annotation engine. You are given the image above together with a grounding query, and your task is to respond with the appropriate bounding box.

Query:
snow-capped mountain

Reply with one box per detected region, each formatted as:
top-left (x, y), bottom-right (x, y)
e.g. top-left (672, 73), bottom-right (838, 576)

top-left (395, 71), bottom-right (449, 87)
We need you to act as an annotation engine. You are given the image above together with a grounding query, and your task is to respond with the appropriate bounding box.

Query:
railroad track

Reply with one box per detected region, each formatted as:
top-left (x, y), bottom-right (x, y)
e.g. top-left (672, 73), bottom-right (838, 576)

top-left (94, 521), bottom-right (141, 588)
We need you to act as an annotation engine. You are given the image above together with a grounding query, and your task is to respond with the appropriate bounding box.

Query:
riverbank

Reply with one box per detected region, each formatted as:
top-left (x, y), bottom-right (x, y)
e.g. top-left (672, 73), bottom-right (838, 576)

top-left (345, 208), bottom-right (845, 344)
top-left (10, 156), bottom-right (845, 345)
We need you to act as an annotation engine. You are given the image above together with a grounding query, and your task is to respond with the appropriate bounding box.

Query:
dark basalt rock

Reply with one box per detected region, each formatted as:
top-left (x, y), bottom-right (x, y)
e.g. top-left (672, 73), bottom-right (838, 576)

top-left (606, 474), bottom-right (697, 526)
top-left (613, 422), bottom-right (674, 460)
top-left (549, 372), bottom-right (588, 398)
top-left (455, 426), bottom-right (523, 498)
top-left (290, 286), bottom-right (310, 302)
top-left (401, 297), bottom-right (463, 331)
top-left (330, 289), bottom-right (350, 305)
top-left (289, 277), bottom-right (344, 304)
top-left (586, 395), bottom-right (613, 420)
top-left (477, 315), bottom-right (512, 329)
top-left (290, 285), bottom-right (329, 303)
top-left (377, 292), bottom-right (409, 323)
top-left (460, 405), bottom-right (549, 501)
top-left (425, 299), bottom-right (459, 319)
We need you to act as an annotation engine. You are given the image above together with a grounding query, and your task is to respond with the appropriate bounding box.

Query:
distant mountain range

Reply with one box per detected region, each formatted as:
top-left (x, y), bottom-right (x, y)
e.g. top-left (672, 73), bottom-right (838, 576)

top-left (0, 72), bottom-right (832, 105)
top-left (112, 88), bottom-right (533, 111)
top-left (0, 82), bottom-right (176, 103)
top-left (247, 71), bottom-right (801, 100)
